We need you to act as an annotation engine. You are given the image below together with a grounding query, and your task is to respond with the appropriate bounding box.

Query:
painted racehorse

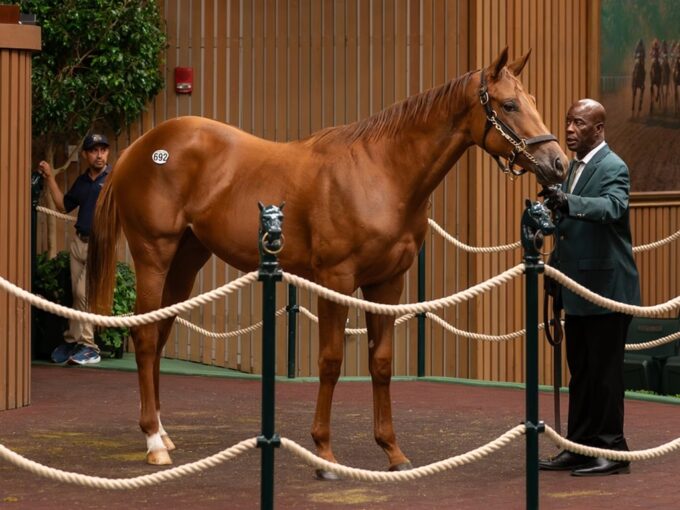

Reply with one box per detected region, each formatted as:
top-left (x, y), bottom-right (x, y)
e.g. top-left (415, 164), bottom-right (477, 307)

top-left (631, 53), bottom-right (645, 114)
top-left (87, 48), bottom-right (567, 473)
top-left (650, 51), bottom-right (663, 114)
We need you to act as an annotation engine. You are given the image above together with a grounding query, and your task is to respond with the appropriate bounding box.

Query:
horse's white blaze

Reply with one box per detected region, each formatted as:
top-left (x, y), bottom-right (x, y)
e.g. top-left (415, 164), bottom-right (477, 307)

top-left (146, 432), bottom-right (165, 453)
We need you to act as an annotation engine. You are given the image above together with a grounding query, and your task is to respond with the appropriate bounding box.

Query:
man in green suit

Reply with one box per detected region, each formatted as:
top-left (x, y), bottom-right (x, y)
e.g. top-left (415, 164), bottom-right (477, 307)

top-left (538, 99), bottom-right (640, 476)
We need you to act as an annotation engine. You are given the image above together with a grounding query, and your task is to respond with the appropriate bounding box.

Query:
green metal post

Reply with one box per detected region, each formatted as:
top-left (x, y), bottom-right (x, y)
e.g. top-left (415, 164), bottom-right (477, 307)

top-left (286, 284), bottom-right (298, 379)
top-left (257, 204), bottom-right (284, 510)
top-left (524, 256), bottom-right (542, 510)
top-left (417, 246), bottom-right (426, 377)
top-left (520, 200), bottom-right (553, 510)
top-left (30, 172), bottom-right (43, 359)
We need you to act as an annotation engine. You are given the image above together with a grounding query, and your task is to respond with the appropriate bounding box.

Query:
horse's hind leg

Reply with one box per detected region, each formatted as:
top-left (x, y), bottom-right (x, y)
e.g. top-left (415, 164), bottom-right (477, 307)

top-left (131, 257), bottom-right (174, 465)
top-left (152, 230), bottom-right (212, 458)
top-left (361, 276), bottom-right (411, 471)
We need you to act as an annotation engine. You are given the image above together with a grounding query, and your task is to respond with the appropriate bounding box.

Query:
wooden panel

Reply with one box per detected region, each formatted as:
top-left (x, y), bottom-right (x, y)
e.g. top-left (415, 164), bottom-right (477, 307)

top-left (1, 32), bottom-right (38, 410)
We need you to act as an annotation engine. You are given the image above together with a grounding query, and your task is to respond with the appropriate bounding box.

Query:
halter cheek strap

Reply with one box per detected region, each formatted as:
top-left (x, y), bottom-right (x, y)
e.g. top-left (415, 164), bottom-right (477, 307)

top-left (478, 70), bottom-right (558, 177)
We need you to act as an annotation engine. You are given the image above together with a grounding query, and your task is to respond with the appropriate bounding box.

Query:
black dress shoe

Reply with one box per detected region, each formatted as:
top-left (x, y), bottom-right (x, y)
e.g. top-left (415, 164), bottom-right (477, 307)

top-left (571, 457), bottom-right (630, 476)
top-left (538, 450), bottom-right (592, 471)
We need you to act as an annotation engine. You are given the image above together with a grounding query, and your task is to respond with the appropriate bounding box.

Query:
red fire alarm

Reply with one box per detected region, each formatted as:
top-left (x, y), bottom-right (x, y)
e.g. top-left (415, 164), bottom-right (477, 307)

top-left (174, 67), bottom-right (193, 94)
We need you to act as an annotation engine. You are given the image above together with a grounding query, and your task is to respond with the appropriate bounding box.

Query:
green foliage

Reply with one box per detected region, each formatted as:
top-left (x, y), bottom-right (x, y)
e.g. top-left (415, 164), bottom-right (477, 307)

top-left (97, 261), bottom-right (136, 354)
top-left (34, 250), bottom-right (136, 358)
top-left (15, 0), bottom-right (167, 144)
top-left (35, 250), bottom-right (72, 304)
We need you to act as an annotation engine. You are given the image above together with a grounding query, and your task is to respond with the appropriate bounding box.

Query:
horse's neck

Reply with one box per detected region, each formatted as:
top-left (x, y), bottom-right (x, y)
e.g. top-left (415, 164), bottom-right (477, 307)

top-left (375, 112), bottom-right (472, 207)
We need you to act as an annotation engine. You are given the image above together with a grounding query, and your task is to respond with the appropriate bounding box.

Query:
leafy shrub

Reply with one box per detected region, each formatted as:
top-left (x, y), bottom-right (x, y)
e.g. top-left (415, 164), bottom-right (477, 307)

top-left (33, 250), bottom-right (136, 359)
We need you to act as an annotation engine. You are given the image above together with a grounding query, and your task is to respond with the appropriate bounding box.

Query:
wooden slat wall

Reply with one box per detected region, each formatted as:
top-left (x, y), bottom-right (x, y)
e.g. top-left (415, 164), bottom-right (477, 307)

top-left (35, 1), bottom-right (680, 384)
top-left (1, 26), bottom-right (40, 411)
top-left (631, 203), bottom-right (680, 319)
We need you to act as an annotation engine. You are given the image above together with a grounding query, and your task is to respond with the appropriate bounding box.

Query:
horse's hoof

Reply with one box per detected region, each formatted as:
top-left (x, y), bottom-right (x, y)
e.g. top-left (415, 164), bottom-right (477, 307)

top-left (161, 434), bottom-right (176, 451)
top-left (315, 469), bottom-right (341, 481)
top-left (389, 461), bottom-right (413, 472)
top-left (146, 448), bottom-right (173, 466)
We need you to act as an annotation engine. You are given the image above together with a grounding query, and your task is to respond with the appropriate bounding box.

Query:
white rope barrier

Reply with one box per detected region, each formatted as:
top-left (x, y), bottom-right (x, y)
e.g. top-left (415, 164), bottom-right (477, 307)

top-left (427, 219), bottom-right (521, 253)
top-left (0, 271), bottom-right (259, 328)
top-left (427, 217), bottom-right (680, 254)
top-left (175, 308), bottom-right (287, 338)
top-left (282, 265), bottom-right (525, 316)
top-left (0, 439), bottom-right (257, 489)
top-left (544, 425), bottom-right (680, 462)
top-left (0, 425), bottom-right (526, 487)
top-left (279, 425), bottom-right (527, 481)
top-left (36, 205), bottom-right (76, 222)
top-left (5, 420), bottom-right (680, 489)
top-left (544, 265), bottom-right (680, 317)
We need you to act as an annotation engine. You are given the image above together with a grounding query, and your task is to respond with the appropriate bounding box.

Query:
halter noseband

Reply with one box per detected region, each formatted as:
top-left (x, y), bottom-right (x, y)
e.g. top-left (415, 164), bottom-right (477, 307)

top-left (478, 69), bottom-right (558, 177)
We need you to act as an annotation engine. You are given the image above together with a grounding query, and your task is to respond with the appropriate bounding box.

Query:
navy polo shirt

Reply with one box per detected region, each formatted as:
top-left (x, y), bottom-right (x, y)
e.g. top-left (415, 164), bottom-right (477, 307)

top-left (63, 165), bottom-right (111, 236)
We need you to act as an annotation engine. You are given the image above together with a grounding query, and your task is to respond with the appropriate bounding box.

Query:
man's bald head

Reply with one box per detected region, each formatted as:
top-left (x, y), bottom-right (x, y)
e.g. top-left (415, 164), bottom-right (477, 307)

top-left (565, 98), bottom-right (606, 159)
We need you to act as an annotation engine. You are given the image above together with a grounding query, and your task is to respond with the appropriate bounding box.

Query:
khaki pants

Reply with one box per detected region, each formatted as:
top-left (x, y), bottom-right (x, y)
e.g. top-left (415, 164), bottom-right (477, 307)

top-left (63, 236), bottom-right (98, 352)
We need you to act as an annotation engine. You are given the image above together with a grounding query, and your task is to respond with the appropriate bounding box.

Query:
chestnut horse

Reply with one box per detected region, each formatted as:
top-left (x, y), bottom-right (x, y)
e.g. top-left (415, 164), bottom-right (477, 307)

top-left (87, 48), bottom-right (567, 474)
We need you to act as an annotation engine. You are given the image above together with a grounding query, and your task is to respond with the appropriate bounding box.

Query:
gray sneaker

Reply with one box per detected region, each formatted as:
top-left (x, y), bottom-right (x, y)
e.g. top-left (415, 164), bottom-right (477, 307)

top-left (67, 345), bottom-right (101, 365)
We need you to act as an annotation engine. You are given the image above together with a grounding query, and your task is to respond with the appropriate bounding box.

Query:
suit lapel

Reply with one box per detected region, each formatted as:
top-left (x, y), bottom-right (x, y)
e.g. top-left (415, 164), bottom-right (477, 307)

top-left (571, 144), bottom-right (611, 195)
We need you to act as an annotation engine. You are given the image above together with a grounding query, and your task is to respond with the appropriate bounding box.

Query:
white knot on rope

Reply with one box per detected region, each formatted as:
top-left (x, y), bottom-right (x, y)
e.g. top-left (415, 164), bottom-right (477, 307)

top-left (543, 425), bottom-right (680, 461)
top-left (0, 271), bottom-right (259, 328)
top-left (282, 264), bottom-right (525, 316)
top-left (0, 438), bottom-right (257, 489)
top-left (544, 265), bottom-right (680, 317)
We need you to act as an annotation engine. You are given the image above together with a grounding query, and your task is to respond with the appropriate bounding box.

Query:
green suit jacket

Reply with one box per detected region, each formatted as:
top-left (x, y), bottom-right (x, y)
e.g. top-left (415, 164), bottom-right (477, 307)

top-left (553, 144), bottom-right (641, 316)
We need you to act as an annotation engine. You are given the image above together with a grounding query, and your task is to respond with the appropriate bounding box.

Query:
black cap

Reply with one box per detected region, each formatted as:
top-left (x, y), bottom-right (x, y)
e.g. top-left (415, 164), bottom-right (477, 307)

top-left (82, 134), bottom-right (110, 151)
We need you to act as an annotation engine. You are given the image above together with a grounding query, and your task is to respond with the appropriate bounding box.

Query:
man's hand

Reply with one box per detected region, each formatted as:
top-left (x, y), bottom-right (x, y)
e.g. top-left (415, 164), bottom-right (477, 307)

top-left (538, 185), bottom-right (569, 213)
top-left (37, 161), bottom-right (54, 180)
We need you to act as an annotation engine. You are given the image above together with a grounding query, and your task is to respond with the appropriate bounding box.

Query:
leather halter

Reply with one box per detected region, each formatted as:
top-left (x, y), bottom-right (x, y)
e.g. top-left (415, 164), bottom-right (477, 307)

top-left (478, 69), bottom-right (558, 177)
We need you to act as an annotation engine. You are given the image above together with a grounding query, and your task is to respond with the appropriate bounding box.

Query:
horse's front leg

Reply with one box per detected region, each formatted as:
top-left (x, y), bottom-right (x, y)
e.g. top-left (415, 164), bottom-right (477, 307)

top-left (311, 295), bottom-right (349, 480)
top-left (361, 276), bottom-right (412, 471)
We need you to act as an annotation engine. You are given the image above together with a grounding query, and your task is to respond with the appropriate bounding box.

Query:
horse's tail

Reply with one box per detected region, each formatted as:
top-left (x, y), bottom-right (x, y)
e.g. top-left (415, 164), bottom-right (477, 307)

top-left (87, 176), bottom-right (121, 316)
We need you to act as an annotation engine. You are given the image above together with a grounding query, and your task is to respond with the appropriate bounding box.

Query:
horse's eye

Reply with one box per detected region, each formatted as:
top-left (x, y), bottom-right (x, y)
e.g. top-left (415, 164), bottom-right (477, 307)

top-left (502, 101), bottom-right (518, 113)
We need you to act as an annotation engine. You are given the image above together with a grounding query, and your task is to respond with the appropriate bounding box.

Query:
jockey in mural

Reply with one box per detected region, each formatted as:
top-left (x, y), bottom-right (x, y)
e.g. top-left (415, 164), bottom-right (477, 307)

top-left (650, 38), bottom-right (660, 60)
top-left (634, 39), bottom-right (645, 61)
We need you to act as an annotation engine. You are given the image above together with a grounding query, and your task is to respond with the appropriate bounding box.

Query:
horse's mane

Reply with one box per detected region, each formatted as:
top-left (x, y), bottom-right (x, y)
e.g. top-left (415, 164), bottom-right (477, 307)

top-left (305, 71), bottom-right (475, 145)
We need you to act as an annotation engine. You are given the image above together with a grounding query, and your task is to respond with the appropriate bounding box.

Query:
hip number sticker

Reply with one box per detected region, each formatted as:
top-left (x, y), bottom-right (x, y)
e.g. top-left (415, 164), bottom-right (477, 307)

top-left (152, 150), bottom-right (169, 165)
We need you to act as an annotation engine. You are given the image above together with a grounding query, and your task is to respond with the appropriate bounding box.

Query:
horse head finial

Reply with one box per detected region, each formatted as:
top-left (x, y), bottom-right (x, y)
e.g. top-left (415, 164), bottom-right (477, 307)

top-left (521, 198), bottom-right (555, 259)
top-left (258, 202), bottom-right (285, 257)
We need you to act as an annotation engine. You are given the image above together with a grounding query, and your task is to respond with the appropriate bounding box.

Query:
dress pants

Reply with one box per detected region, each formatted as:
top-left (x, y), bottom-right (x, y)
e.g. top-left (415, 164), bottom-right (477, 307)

top-left (564, 312), bottom-right (632, 450)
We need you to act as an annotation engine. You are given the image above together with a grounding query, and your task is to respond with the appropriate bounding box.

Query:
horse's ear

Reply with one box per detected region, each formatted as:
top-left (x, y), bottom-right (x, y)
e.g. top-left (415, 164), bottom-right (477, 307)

top-left (279, 201), bottom-right (286, 210)
top-left (525, 198), bottom-right (532, 208)
top-left (488, 47), bottom-right (509, 80)
top-left (508, 49), bottom-right (531, 76)
top-left (258, 201), bottom-right (264, 211)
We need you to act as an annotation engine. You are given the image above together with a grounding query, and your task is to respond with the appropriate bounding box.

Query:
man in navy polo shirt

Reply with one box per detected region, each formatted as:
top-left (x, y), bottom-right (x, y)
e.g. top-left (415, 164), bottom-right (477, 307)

top-left (38, 134), bottom-right (112, 365)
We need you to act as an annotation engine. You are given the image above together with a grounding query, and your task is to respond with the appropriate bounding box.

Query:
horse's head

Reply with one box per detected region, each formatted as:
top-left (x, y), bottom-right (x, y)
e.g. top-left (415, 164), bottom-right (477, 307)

top-left (469, 47), bottom-right (568, 186)
top-left (258, 202), bottom-right (285, 255)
